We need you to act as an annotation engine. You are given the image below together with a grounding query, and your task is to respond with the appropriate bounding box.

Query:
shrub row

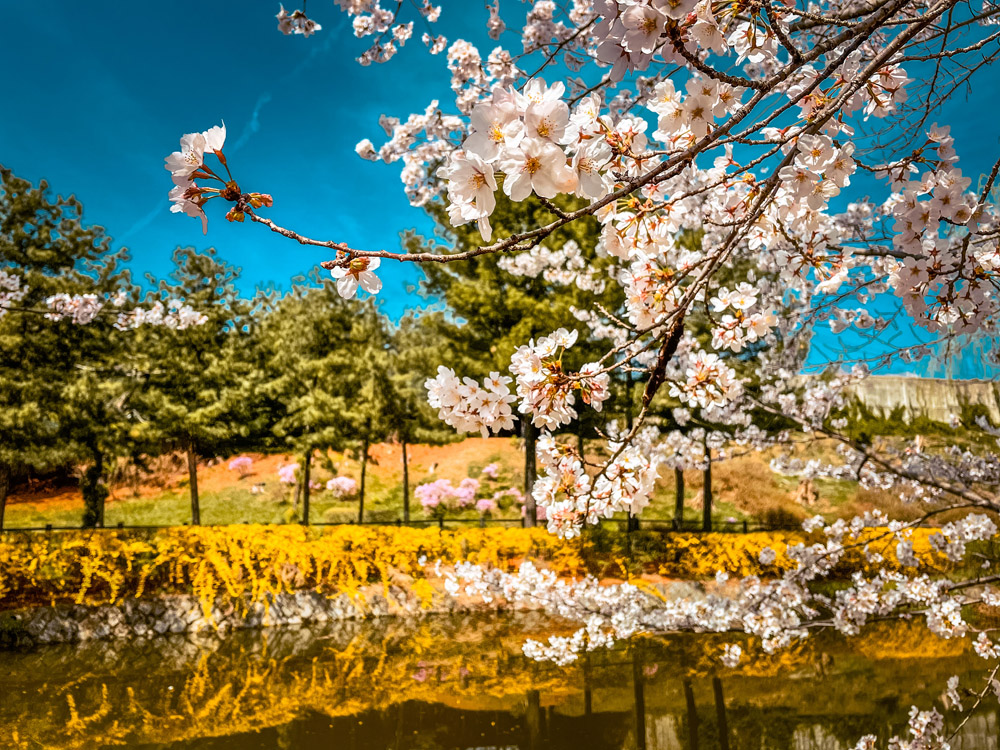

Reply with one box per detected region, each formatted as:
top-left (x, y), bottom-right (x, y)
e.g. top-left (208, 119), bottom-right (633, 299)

top-left (0, 525), bottom-right (948, 612)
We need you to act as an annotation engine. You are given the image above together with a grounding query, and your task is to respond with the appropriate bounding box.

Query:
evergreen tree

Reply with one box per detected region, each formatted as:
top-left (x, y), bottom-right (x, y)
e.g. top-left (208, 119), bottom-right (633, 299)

top-left (258, 273), bottom-right (385, 524)
top-left (0, 166), bottom-right (135, 529)
top-left (387, 311), bottom-right (458, 522)
top-left (132, 248), bottom-right (254, 525)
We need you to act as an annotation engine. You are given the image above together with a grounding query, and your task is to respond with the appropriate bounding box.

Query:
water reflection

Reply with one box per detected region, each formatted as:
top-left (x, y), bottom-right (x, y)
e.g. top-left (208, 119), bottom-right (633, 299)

top-left (0, 613), bottom-right (994, 749)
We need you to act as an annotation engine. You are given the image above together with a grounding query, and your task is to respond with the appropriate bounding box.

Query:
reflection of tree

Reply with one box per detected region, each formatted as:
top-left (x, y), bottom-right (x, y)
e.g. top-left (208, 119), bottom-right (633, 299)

top-left (526, 689), bottom-right (543, 750)
top-left (712, 677), bottom-right (730, 750)
top-left (0, 617), bottom-right (992, 750)
top-left (682, 678), bottom-right (699, 750)
top-left (633, 644), bottom-right (647, 750)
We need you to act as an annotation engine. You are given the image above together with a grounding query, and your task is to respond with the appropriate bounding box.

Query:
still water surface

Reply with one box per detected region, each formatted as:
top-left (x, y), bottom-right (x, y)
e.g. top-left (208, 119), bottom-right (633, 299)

top-left (1, 613), bottom-right (996, 749)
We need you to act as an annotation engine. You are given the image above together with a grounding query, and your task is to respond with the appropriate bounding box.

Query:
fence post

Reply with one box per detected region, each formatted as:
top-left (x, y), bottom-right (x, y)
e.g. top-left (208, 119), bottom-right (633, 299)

top-left (438, 517), bottom-right (444, 532)
top-left (742, 520), bottom-right (748, 534)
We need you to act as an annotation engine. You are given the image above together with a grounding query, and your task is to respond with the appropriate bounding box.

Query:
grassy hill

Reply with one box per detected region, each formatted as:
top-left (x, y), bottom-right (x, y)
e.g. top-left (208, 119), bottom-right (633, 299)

top-left (2, 436), bottom-right (925, 530)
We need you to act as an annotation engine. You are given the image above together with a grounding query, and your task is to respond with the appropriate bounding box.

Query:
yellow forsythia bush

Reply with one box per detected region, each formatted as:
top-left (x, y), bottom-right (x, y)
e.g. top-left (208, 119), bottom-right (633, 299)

top-left (0, 525), bottom-right (949, 612)
top-left (641, 528), bottom-right (948, 578)
top-left (0, 525), bottom-right (584, 611)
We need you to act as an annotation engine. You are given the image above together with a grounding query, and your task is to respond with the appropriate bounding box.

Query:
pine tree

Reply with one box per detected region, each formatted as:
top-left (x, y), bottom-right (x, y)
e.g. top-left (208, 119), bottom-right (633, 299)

top-left (387, 311), bottom-right (457, 522)
top-left (132, 248), bottom-right (254, 525)
top-left (0, 166), bottom-right (135, 529)
top-left (257, 273), bottom-right (384, 524)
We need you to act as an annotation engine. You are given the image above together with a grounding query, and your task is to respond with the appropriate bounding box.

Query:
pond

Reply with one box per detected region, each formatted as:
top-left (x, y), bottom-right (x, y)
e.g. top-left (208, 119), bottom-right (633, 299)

top-left (0, 613), bottom-right (995, 749)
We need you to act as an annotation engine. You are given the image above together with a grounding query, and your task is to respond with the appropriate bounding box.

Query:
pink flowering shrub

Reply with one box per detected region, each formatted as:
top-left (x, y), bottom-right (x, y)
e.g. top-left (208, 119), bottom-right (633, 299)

top-left (416, 477), bottom-right (525, 518)
top-left (480, 462), bottom-right (500, 479)
top-left (277, 463), bottom-right (299, 485)
top-left (326, 476), bottom-right (358, 499)
top-left (415, 477), bottom-right (483, 515)
top-left (454, 478), bottom-right (480, 508)
top-left (415, 479), bottom-right (455, 512)
top-left (227, 456), bottom-right (253, 477)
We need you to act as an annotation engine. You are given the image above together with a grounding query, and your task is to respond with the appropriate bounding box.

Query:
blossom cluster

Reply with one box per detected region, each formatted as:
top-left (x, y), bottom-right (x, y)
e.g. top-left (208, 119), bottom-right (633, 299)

top-left (322, 0), bottom-right (441, 65)
top-left (0, 269), bottom-right (27, 318)
top-left (276, 5), bottom-right (322, 37)
top-left (532, 429), bottom-right (663, 538)
top-left (667, 350), bottom-right (740, 411)
top-left (708, 283), bottom-right (778, 354)
top-left (887, 125), bottom-right (1000, 334)
top-left (164, 123), bottom-right (228, 235)
top-left (425, 366), bottom-right (517, 438)
top-left (436, 79), bottom-right (621, 242)
top-left (510, 328), bottom-right (610, 430)
top-left (44, 293), bottom-right (207, 330)
top-left (499, 239), bottom-right (606, 293)
top-left (164, 123), bottom-right (273, 235)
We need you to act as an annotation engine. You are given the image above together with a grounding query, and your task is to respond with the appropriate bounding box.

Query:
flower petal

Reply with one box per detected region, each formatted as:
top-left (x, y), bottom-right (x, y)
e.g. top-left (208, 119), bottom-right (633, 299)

top-left (359, 271), bottom-right (382, 295)
top-left (336, 275), bottom-right (358, 299)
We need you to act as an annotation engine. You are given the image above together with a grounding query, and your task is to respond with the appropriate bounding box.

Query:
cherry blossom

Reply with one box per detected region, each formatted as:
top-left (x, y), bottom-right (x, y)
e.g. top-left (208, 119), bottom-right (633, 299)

top-left (219, 3), bottom-right (1000, 739)
top-left (330, 257), bottom-right (382, 299)
top-left (425, 366), bottom-right (517, 438)
top-left (499, 138), bottom-right (577, 201)
top-left (276, 5), bottom-right (322, 37)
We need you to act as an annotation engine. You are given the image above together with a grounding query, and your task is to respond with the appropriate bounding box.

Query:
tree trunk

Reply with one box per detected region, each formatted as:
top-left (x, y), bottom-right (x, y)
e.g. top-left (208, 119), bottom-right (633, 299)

top-left (523, 421), bottom-right (537, 527)
top-left (81, 451), bottom-right (108, 529)
top-left (0, 462), bottom-right (10, 532)
top-left (402, 439), bottom-right (410, 523)
top-left (674, 467), bottom-right (685, 528)
top-left (301, 450), bottom-right (311, 525)
top-left (702, 440), bottom-right (712, 532)
top-left (187, 445), bottom-right (200, 526)
top-left (358, 436), bottom-right (369, 525)
top-left (291, 476), bottom-right (301, 513)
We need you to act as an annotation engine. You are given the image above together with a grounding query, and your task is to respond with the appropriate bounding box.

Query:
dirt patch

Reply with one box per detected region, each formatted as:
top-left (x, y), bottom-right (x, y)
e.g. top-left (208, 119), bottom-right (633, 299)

top-left (7, 438), bottom-right (527, 511)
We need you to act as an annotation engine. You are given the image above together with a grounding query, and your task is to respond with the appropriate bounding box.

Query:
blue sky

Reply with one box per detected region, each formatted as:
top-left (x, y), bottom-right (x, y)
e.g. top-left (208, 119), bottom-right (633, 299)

top-left (1, 1), bottom-right (493, 318)
top-left (3, 2), bottom-right (998, 375)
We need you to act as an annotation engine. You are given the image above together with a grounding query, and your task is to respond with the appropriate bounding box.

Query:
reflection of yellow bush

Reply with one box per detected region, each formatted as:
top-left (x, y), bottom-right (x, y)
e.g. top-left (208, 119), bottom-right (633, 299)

top-left (854, 620), bottom-right (968, 660)
top-left (0, 616), bottom-right (978, 750)
top-left (0, 526), bottom-right (950, 612)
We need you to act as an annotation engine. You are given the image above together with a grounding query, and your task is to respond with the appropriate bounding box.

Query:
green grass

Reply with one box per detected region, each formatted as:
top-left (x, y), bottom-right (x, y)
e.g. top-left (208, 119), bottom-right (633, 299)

top-left (4, 477), bottom-right (525, 529)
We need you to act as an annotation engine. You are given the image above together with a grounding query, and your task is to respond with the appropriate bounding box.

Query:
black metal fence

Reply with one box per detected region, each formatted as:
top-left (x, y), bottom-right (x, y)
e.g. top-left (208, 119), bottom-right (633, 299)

top-left (0, 517), bottom-right (803, 534)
